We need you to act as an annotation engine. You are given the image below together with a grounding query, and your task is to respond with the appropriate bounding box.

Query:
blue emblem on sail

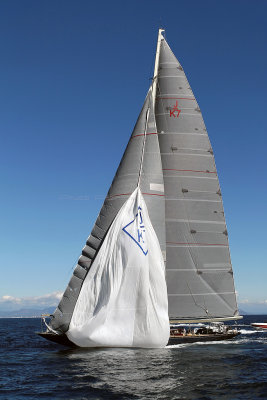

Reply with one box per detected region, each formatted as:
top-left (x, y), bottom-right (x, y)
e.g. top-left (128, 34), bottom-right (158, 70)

top-left (122, 206), bottom-right (148, 255)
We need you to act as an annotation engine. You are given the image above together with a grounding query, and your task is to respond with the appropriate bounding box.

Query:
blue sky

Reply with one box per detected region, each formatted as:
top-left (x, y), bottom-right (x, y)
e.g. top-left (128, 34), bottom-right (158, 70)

top-left (0, 0), bottom-right (266, 312)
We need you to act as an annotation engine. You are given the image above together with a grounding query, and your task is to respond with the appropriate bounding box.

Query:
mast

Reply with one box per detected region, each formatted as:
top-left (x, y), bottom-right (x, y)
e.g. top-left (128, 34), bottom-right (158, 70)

top-left (151, 28), bottom-right (164, 110)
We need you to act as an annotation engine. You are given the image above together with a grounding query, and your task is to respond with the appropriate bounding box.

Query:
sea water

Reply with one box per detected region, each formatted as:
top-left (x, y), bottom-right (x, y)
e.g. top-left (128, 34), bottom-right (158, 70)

top-left (0, 315), bottom-right (266, 399)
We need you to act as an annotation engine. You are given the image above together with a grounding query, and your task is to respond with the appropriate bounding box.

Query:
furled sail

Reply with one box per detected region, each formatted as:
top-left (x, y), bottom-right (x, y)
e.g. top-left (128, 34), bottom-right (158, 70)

top-left (51, 89), bottom-right (166, 334)
top-left (154, 32), bottom-right (239, 321)
top-left (67, 187), bottom-right (169, 348)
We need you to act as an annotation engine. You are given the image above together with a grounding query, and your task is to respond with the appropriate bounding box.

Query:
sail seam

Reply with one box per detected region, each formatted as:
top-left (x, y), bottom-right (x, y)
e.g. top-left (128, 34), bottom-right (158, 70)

top-left (163, 169), bottom-right (216, 174)
top-left (166, 218), bottom-right (226, 224)
top-left (157, 112), bottom-right (202, 117)
top-left (107, 192), bottom-right (165, 199)
top-left (131, 132), bottom-right (157, 138)
top-left (166, 199), bottom-right (221, 203)
top-left (159, 132), bottom-right (208, 136)
top-left (166, 148), bottom-right (212, 151)
top-left (166, 242), bottom-right (227, 246)
top-left (143, 192), bottom-right (164, 196)
top-left (167, 268), bottom-right (232, 271)
top-left (158, 76), bottom-right (186, 78)
top-left (161, 153), bottom-right (213, 157)
top-left (112, 173), bottom-right (162, 178)
top-left (168, 292), bottom-right (235, 296)
top-left (157, 97), bottom-right (195, 100)
top-left (164, 175), bottom-right (217, 180)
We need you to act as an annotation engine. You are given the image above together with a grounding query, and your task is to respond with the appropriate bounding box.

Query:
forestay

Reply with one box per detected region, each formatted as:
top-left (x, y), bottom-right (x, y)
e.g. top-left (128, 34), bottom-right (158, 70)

top-left (67, 188), bottom-right (169, 348)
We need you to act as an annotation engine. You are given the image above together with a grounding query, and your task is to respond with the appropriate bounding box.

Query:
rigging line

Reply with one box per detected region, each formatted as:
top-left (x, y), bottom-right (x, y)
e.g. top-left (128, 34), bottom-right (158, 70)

top-left (186, 283), bottom-right (210, 317)
top-left (203, 297), bottom-right (212, 319)
top-left (137, 105), bottom-right (150, 188)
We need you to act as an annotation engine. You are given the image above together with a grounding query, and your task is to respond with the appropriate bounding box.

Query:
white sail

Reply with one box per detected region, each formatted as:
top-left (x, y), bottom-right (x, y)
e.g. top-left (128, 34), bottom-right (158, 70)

top-left (66, 187), bottom-right (169, 348)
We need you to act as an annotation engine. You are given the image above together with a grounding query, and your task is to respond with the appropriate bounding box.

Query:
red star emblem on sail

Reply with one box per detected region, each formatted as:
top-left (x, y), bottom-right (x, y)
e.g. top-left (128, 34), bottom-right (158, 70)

top-left (170, 101), bottom-right (181, 118)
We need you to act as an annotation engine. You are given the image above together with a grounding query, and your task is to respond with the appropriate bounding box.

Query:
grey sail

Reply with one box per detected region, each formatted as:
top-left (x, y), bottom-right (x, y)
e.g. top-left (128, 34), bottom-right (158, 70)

top-left (154, 33), bottom-right (239, 320)
top-left (51, 88), bottom-right (166, 333)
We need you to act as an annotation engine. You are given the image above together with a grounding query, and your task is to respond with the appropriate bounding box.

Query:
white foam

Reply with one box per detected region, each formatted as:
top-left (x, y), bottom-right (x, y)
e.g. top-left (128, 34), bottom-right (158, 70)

top-left (166, 343), bottom-right (190, 349)
top-left (240, 329), bottom-right (257, 334)
top-left (240, 329), bottom-right (267, 334)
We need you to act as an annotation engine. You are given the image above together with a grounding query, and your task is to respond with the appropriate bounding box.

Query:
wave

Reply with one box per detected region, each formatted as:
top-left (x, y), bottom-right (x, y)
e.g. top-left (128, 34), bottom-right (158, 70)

top-left (240, 329), bottom-right (258, 334)
top-left (240, 329), bottom-right (267, 334)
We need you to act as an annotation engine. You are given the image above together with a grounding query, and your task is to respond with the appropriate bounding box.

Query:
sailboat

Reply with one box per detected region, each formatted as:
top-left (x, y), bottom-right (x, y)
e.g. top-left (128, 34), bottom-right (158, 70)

top-left (38, 29), bottom-right (242, 348)
top-left (251, 323), bottom-right (267, 330)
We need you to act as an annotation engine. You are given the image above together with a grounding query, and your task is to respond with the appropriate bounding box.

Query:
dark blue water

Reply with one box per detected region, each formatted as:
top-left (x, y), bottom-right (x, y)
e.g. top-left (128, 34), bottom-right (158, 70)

top-left (1, 316), bottom-right (266, 399)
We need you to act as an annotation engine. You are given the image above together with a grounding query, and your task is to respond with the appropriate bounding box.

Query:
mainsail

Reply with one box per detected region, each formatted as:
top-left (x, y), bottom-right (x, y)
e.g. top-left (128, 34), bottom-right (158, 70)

top-left (154, 31), bottom-right (239, 321)
top-left (48, 29), bottom-right (240, 346)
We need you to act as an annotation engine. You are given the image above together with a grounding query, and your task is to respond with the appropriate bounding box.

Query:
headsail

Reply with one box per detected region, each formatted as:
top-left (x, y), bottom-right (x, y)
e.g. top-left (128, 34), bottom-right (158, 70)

top-left (154, 31), bottom-right (239, 321)
top-left (67, 187), bottom-right (169, 348)
top-left (51, 89), bottom-right (167, 334)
